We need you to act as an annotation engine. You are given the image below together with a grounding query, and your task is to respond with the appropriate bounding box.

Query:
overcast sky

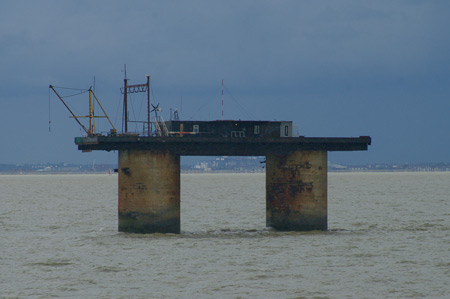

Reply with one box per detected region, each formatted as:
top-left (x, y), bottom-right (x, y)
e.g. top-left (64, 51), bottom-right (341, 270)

top-left (1, 0), bottom-right (449, 164)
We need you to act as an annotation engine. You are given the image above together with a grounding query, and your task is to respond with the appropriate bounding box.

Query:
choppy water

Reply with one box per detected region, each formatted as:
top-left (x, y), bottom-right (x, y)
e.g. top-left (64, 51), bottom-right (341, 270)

top-left (1, 172), bottom-right (449, 298)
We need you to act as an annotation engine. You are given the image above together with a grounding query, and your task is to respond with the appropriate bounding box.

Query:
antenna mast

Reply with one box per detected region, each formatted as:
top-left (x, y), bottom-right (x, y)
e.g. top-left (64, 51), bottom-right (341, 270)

top-left (123, 64), bottom-right (128, 133)
top-left (222, 79), bottom-right (224, 121)
top-left (146, 75), bottom-right (151, 136)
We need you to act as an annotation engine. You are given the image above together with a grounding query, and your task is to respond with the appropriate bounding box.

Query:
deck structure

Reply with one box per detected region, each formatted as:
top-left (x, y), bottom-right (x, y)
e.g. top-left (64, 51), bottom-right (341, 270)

top-left (51, 74), bottom-right (371, 233)
top-left (76, 134), bottom-right (371, 233)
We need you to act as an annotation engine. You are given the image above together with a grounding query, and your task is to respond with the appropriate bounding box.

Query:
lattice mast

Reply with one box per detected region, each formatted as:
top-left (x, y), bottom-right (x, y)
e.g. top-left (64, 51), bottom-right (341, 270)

top-left (121, 65), bottom-right (151, 135)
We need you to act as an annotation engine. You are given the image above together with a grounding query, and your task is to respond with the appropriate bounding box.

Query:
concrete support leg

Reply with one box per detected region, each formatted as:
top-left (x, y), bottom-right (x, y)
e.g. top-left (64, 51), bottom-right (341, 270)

top-left (266, 150), bottom-right (327, 231)
top-left (118, 149), bottom-right (180, 233)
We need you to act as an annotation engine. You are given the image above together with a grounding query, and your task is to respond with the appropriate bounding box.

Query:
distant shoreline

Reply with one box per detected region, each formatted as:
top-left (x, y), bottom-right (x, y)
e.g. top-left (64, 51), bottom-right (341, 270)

top-left (1, 169), bottom-right (449, 175)
top-left (2, 160), bottom-right (449, 174)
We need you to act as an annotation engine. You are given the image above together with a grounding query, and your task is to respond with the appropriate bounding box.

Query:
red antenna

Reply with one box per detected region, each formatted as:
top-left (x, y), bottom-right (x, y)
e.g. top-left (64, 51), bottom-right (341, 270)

top-left (221, 79), bottom-right (224, 120)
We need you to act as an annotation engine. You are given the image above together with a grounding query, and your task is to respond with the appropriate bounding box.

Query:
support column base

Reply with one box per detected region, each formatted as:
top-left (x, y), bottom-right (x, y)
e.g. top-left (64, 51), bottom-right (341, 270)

top-left (267, 213), bottom-right (327, 231)
top-left (118, 149), bottom-right (180, 234)
top-left (266, 150), bottom-right (328, 231)
top-left (119, 212), bottom-right (180, 234)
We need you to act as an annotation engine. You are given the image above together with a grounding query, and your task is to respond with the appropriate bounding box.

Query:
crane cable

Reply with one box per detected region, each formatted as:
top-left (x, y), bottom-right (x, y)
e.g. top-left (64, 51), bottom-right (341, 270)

top-left (48, 87), bottom-right (51, 132)
top-left (48, 86), bottom-right (90, 133)
top-left (50, 86), bottom-right (90, 98)
top-left (223, 85), bottom-right (256, 120)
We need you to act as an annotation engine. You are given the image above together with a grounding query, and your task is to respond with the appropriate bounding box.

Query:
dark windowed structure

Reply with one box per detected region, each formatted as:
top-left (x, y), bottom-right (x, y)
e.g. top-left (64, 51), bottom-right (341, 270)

top-left (164, 120), bottom-right (293, 138)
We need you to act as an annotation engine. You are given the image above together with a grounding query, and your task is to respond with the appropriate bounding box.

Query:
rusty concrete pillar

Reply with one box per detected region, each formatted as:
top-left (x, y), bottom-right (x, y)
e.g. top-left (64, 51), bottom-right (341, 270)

top-left (118, 149), bottom-right (180, 233)
top-left (266, 150), bottom-right (327, 231)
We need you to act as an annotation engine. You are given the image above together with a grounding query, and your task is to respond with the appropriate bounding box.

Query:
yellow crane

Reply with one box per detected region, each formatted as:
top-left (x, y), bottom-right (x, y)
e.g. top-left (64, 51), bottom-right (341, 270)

top-left (49, 85), bottom-right (117, 136)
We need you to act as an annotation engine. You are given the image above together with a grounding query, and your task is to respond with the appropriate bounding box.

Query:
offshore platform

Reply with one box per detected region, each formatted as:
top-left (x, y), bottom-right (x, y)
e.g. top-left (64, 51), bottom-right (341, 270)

top-left (50, 74), bottom-right (371, 234)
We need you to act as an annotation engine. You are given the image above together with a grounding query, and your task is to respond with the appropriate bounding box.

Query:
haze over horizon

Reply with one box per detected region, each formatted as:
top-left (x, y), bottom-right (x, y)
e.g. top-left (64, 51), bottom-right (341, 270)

top-left (1, 1), bottom-right (449, 165)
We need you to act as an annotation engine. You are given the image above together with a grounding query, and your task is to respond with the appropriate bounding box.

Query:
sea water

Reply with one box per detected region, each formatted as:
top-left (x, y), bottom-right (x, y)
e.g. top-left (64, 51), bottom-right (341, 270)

top-left (1, 172), bottom-right (449, 298)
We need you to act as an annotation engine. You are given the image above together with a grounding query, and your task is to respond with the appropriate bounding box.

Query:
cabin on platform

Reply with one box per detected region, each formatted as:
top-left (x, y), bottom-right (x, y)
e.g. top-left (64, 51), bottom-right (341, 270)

top-left (164, 120), bottom-right (295, 138)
